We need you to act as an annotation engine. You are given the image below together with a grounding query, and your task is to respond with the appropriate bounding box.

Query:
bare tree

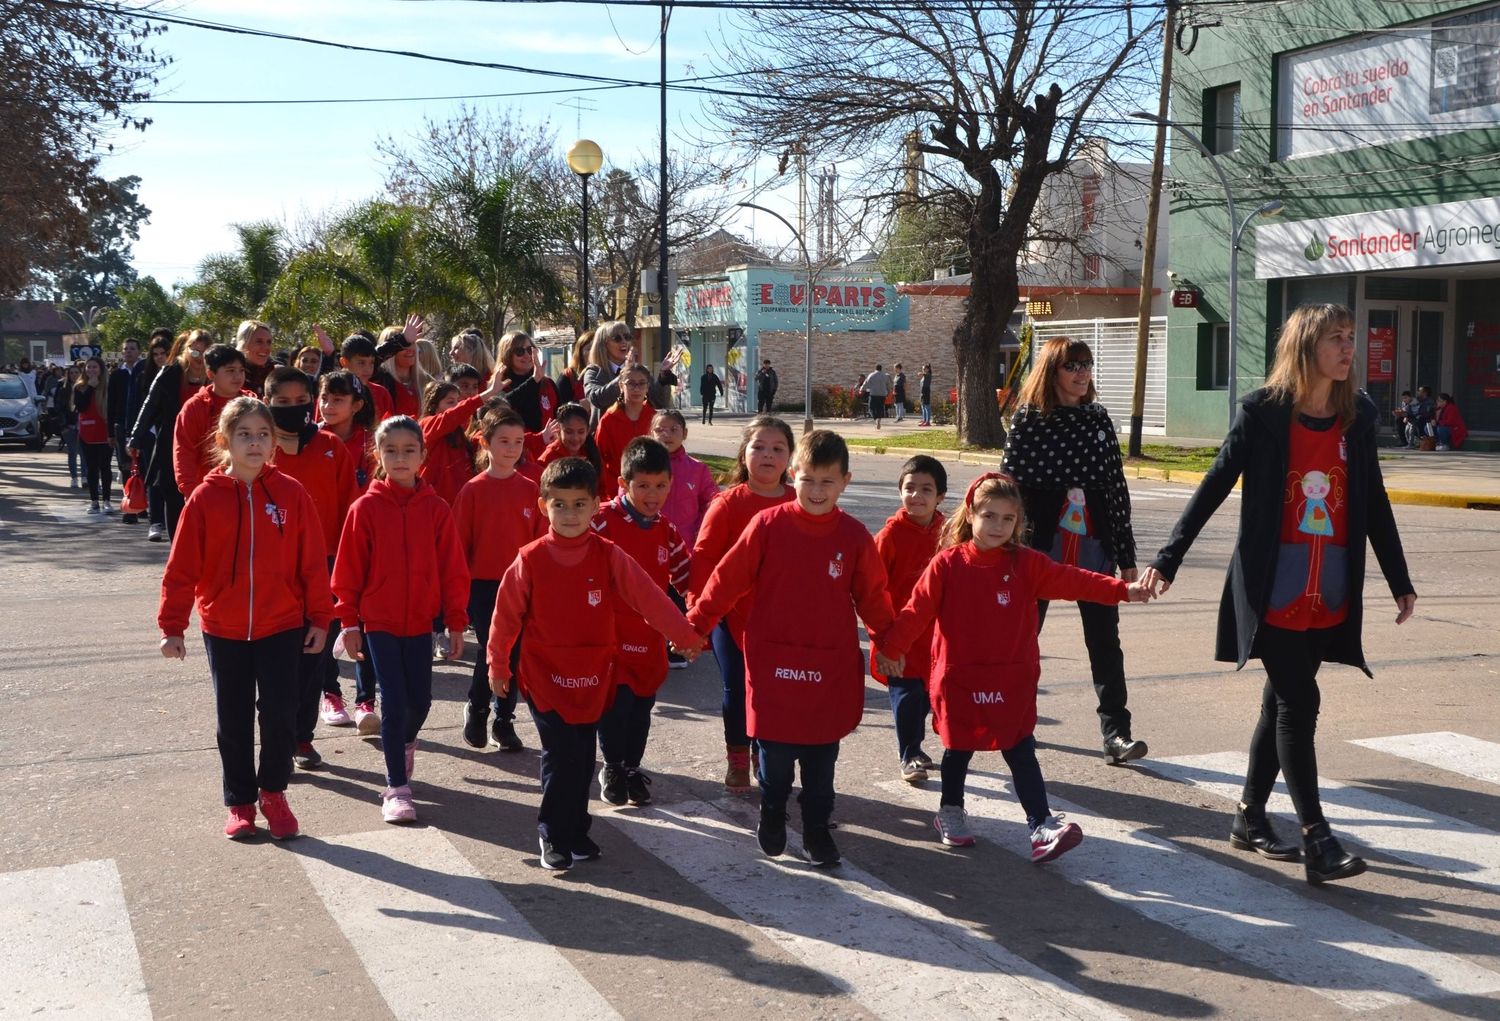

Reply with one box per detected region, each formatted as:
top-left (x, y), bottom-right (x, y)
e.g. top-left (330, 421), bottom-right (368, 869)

top-left (711, 0), bottom-right (1162, 444)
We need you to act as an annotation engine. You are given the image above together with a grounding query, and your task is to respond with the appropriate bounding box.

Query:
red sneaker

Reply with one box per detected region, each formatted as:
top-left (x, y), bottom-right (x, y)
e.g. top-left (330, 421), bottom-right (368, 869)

top-left (258, 790), bottom-right (300, 840)
top-left (224, 804), bottom-right (256, 840)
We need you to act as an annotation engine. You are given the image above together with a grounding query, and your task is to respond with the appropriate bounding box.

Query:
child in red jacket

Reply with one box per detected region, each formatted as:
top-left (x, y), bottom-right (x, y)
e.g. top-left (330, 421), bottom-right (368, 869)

top-left (686, 415), bottom-right (794, 792)
top-left (594, 363), bottom-right (655, 501)
top-left (879, 473), bottom-right (1151, 860)
top-left (265, 366), bottom-right (360, 770)
top-left (537, 402), bottom-right (602, 474)
top-left (158, 397), bottom-right (333, 842)
top-left (454, 402), bottom-right (546, 752)
top-left (332, 416), bottom-right (470, 825)
top-left (419, 378), bottom-right (496, 506)
top-left (871, 455), bottom-right (947, 784)
top-left (688, 430), bottom-right (895, 868)
top-left (173, 344), bottom-right (256, 497)
top-left (591, 437), bottom-right (692, 808)
top-left (488, 457), bottom-right (704, 871)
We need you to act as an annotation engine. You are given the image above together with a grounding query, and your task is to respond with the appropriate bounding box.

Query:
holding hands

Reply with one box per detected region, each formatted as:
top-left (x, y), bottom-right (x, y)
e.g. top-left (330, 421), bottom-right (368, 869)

top-left (1138, 566), bottom-right (1171, 599)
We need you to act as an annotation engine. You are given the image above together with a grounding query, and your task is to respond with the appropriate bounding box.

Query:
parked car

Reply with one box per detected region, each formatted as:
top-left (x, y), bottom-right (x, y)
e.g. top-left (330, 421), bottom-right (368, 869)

top-left (0, 373), bottom-right (44, 449)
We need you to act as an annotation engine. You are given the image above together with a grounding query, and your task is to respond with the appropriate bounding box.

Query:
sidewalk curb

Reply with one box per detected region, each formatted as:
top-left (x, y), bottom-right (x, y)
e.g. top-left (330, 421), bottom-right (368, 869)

top-left (845, 443), bottom-right (1497, 510)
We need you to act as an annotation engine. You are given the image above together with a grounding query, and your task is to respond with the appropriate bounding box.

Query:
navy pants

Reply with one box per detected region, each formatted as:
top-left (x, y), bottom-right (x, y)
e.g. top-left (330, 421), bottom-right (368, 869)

top-left (321, 623), bottom-right (376, 705)
top-left (364, 632), bottom-right (433, 787)
top-left (757, 739), bottom-right (839, 829)
top-left (886, 677), bottom-right (931, 762)
top-left (466, 579), bottom-right (520, 720)
top-left (598, 685), bottom-right (656, 769)
top-left (203, 628), bottom-right (302, 806)
top-left (295, 624), bottom-right (333, 744)
top-left (527, 698), bottom-right (596, 851)
top-left (710, 621), bottom-right (748, 747)
top-left (940, 735), bottom-right (1050, 829)
top-left (1243, 624), bottom-right (1329, 827)
top-left (1037, 598), bottom-right (1131, 741)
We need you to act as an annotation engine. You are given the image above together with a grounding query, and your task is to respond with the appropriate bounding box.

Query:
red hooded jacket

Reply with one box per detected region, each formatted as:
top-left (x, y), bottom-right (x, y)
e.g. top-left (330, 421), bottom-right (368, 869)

top-left (172, 387), bottom-right (258, 496)
top-left (270, 429), bottom-right (360, 552)
top-left (594, 403), bottom-right (654, 500)
top-left (419, 393), bottom-right (483, 505)
top-left (158, 465), bottom-right (333, 640)
top-left (868, 508), bottom-right (945, 684)
top-left (454, 470), bottom-right (546, 581)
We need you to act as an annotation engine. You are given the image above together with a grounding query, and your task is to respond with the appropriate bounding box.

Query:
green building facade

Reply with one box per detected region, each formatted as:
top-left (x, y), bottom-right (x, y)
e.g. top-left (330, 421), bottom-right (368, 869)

top-left (1166, 0), bottom-right (1500, 443)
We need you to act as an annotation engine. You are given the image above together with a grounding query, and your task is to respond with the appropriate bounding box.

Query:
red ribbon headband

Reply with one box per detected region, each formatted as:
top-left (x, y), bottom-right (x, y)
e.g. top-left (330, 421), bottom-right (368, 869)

top-left (964, 471), bottom-right (1013, 509)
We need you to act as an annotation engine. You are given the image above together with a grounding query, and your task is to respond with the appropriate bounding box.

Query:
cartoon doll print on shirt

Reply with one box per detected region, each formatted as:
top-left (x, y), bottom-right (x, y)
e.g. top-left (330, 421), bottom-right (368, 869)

top-left (1056, 488), bottom-right (1089, 566)
top-left (1269, 465), bottom-right (1348, 618)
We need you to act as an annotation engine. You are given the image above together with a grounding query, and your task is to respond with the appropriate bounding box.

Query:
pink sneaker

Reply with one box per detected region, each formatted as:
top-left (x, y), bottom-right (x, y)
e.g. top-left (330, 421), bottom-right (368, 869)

top-left (405, 740), bottom-right (417, 781)
top-left (354, 700), bottom-right (380, 736)
top-left (224, 804), bottom-right (256, 840)
top-left (258, 790), bottom-right (300, 840)
top-left (382, 786), bottom-right (417, 824)
top-left (1030, 815), bottom-right (1082, 864)
top-left (320, 693), bottom-right (352, 726)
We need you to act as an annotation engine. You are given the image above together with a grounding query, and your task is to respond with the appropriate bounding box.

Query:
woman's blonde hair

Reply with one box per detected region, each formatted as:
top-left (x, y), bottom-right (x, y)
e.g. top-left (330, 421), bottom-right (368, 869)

top-left (416, 338), bottom-right (444, 380)
top-left (235, 319), bottom-right (271, 349)
top-left (213, 396), bottom-right (274, 468)
top-left (378, 325), bottom-right (432, 397)
top-left (587, 321), bottom-right (634, 372)
top-left (173, 328), bottom-right (213, 372)
top-left (568, 331), bottom-right (594, 375)
top-left (497, 331), bottom-right (534, 374)
top-left (941, 472), bottom-right (1027, 549)
top-left (1265, 303), bottom-right (1357, 431)
top-left (451, 329), bottom-right (496, 376)
top-left (1013, 336), bottom-right (1096, 415)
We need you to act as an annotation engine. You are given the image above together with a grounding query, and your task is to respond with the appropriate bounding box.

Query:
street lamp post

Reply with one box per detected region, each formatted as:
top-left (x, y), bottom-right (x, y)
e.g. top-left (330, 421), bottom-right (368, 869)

top-left (1129, 112), bottom-right (1283, 427)
top-left (566, 139), bottom-right (604, 333)
top-left (737, 201), bottom-right (814, 434)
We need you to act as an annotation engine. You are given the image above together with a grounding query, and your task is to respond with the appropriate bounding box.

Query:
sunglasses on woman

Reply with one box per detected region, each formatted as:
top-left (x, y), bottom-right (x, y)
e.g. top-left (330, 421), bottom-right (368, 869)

top-left (1062, 360), bottom-right (1093, 373)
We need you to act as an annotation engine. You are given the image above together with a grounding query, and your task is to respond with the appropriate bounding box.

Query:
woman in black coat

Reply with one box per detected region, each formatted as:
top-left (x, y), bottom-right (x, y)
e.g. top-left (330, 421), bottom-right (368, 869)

top-left (129, 330), bottom-right (211, 540)
top-left (1142, 303), bottom-right (1416, 885)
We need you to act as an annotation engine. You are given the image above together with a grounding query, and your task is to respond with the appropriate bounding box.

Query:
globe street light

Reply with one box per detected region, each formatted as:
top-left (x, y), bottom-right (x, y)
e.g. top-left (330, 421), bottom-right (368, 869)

top-left (566, 139), bottom-right (604, 332)
top-left (1129, 111), bottom-right (1283, 426)
top-left (737, 201), bottom-right (815, 435)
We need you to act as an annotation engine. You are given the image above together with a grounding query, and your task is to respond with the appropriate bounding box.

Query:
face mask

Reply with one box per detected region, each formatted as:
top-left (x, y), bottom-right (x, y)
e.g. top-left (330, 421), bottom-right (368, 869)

top-left (270, 403), bottom-right (312, 434)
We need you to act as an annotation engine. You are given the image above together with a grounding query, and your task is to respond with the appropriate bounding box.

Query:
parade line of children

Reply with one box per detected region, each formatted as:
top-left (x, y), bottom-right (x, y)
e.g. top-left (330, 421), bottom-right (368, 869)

top-left (157, 332), bottom-right (1153, 868)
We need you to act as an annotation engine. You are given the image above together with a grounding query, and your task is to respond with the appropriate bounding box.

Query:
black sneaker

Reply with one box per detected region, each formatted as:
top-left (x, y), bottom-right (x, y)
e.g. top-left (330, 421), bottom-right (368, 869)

top-left (1103, 736), bottom-right (1149, 765)
top-left (757, 802), bottom-right (787, 857)
top-left (293, 742), bottom-right (323, 770)
top-left (121, 513), bottom-right (138, 524)
top-left (491, 717), bottom-right (523, 752)
top-left (913, 750), bottom-right (935, 770)
top-left (571, 833), bottom-right (602, 862)
top-left (599, 765), bottom-right (628, 806)
top-left (625, 768), bottom-right (653, 806)
top-left (667, 651), bottom-right (689, 670)
top-left (461, 702), bottom-right (489, 749)
top-left (539, 836), bottom-right (572, 871)
top-left (803, 824), bottom-right (841, 868)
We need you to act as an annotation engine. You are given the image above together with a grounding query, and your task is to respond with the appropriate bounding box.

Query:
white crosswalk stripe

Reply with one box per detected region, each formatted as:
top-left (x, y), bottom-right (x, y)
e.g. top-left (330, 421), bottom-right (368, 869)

top-left (879, 779), bottom-right (1500, 1011)
top-left (1351, 732), bottom-right (1500, 788)
top-left (294, 827), bottom-right (622, 1021)
top-left (1148, 751), bottom-right (1500, 897)
top-left (0, 859), bottom-right (151, 1019)
top-left (613, 798), bottom-right (1128, 1021)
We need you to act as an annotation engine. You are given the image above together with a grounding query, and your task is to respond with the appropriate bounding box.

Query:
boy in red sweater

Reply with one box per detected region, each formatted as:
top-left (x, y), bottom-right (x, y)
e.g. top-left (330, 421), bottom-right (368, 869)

top-left (173, 344), bottom-right (256, 496)
top-left (687, 430), bottom-right (895, 868)
top-left (339, 333), bottom-right (393, 422)
top-left (488, 457), bottom-right (703, 871)
top-left (591, 437), bottom-right (692, 808)
top-left (871, 455), bottom-right (947, 784)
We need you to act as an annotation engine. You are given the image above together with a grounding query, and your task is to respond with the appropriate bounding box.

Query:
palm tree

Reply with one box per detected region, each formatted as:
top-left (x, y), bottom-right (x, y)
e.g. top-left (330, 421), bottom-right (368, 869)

top-left (180, 221), bottom-right (285, 337)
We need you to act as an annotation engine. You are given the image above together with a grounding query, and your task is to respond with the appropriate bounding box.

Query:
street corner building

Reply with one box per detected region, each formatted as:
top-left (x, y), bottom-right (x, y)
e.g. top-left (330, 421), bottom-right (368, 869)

top-left (1165, 0), bottom-right (1500, 447)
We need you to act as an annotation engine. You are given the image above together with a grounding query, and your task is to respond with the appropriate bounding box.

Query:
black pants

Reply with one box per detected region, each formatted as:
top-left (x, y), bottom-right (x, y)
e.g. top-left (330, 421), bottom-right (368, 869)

top-left (887, 676), bottom-right (931, 762)
top-left (940, 735), bottom-right (1050, 828)
top-left (757, 739), bottom-right (838, 829)
top-left (1243, 624), bottom-right (1330, 827)
top-left (82, 442), bottom-right (113, 507)
top-left (598, 684), bottom-right (656, 769)
top-left (1037, 598), bottom-right (1131, 741)
top-left (203, 628), bottom-right (302, 806)
top-left (700, 397), bottom-right (715, 424)
top-left (527, 697), bottom-right (596, 850)
top-left (164, 482), bottom-right (185, 538)
top-left (756, 391), bottom-right (773, 413)
top-left (465, 579), bottom-right (520, 719)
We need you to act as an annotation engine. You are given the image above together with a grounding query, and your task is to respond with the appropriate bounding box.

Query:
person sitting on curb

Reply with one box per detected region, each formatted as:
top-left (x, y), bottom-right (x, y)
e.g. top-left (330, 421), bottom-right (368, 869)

top-left (1430, 393), bottom-right (1467, 451)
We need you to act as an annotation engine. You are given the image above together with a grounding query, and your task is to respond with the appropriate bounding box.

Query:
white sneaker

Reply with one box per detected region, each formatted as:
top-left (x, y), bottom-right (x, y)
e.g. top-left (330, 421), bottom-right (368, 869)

top-left (1030, 814), bottom-right (1083, 863)
top-left (1436, 444), bottom-right (1450, 451)
top-left (320, 693), bottom-right (352, 726)
top-left (433, 631), bottom-right (451, 660)
top-left (147, 523), bottom-right (165, 542)
top-left (354, 701), bottom-right (380, 736)
top-left (381, 785), bottom-right (417, 823)
top-left (933, 805), bottom-right (976, 847)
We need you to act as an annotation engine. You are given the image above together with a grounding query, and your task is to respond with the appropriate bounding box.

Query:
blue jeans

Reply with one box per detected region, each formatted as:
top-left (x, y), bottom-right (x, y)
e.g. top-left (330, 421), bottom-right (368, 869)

top-left (887, 677), bottom-right (930, 762)
top-left (364, 632), bottom-right (433, 787)
top-left (920, 402), bottom-right (931, 426)
top-left (757, 739), bottom-right (839, 829)
top-left (940, 735), bottom-right (1050, 829)
top-left (1435, 424), bottom-right (1454, 447)
top-left (527, 698), bottom-right (596, 851)
top-left (710, 620), bottom-right (748, 747)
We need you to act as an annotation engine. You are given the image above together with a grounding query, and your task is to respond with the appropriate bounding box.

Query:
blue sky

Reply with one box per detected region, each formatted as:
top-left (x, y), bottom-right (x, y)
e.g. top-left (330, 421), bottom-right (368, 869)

top-left (103, 0), bottom-right (784, 287)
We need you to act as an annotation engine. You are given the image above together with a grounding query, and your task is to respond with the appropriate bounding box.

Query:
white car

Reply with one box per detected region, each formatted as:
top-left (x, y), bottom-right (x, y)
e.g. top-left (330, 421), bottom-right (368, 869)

top-left (0, 373), bottom-right (44, 448)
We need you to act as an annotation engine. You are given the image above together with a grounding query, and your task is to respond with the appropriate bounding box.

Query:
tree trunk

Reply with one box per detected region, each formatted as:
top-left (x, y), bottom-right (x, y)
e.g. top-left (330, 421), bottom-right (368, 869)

top-left (955, 177), bottom-right (1018, 448)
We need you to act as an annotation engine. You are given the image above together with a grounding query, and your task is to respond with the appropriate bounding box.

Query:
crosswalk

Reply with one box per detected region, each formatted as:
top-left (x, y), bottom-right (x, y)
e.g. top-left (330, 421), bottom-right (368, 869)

top-left (8, 731), bottom-right (1500, 1019)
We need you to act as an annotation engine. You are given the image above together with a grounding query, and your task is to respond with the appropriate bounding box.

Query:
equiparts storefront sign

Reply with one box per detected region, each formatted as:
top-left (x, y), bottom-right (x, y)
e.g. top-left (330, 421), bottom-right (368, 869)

top-left (1255, 196), bottom-right (1500, 278)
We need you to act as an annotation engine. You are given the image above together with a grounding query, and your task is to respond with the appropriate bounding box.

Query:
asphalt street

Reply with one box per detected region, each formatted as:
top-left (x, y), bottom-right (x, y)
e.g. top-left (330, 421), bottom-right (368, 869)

top-left (2, 435), bottom-right (1498, 1021)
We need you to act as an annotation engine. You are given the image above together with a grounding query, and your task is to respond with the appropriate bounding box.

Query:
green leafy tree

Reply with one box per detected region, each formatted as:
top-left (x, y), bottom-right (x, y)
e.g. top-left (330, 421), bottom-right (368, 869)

top-left (95, 276), bottom-right (184, 351)
top-left (180, 221), bottom-right (285, 338)
top-left (44, 175), bottom-right (151, 312)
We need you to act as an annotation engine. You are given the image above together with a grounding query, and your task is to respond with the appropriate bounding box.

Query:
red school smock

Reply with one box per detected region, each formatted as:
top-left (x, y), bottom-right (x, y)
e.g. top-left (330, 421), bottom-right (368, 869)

top-left (686, 483), bottom-right (794, 645)
top-left (270, 428), bottom-right (360, 552)
top-left (331, 478), bottom-right (470, 637)
top-left (594, 403), bottom-right (654, 500)
top-left (487, 530), bottom-right (700, 725)
top-left (454, 470), bottom-right (545, 580)
top-left (1264, 418), bottom-right (1350, 632)
top-left (880, 543), bottom-right (1128, 752)
top-left (591, 497), bottom-right (692, 696)
top-left (687, 503), bottom-right (895, 746)
top-left (172, 387), bottom-right (258, 496)
top-left (868, 508), bottom-right (945, 684)
top-left (158, 466), bottom-right (334, 640)
top-left (74, 386), bottom-right (110, 444)
top-left (419, 393), bottom-right (484, 505)
top-left (323, 421), bottom-right (375, 491)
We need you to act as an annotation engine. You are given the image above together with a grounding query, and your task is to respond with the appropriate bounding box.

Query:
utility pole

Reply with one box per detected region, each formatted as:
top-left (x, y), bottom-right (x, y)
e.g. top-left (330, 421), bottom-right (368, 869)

top-left (654, 1), bottom-right (671, 376)
top-left (1128, 0), bottom-right (1176, 459)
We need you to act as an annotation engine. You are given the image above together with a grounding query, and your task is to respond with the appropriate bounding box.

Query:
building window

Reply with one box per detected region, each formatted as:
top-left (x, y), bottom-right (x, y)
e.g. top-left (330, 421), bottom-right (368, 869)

top-left (1082, 253), bottom-right (1102, 280)
top-left (1197, 323), bottom-right (1230, 390)
top-left (1207, 84), bottom-right (1241, 154)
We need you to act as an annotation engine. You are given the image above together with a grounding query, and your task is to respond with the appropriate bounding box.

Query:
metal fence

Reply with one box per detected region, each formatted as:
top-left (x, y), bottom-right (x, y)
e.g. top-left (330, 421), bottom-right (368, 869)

top-left (1029, 317), bottom-right (1167, 434)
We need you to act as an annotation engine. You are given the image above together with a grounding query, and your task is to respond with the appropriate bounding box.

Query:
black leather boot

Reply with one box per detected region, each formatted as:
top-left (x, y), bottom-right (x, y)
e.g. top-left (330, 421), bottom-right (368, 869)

top-left (1303, 821), bottom-right (1366, 885)
top-left (1229, 804), bottom-right (1300, 861)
